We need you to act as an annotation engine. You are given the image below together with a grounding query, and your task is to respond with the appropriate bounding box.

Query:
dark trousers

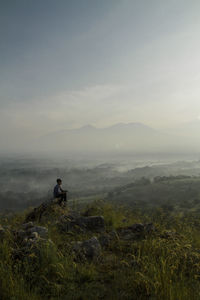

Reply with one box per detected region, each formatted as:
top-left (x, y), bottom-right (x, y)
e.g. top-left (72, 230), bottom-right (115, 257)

top-left (58, 193), bottom-right (67, 205)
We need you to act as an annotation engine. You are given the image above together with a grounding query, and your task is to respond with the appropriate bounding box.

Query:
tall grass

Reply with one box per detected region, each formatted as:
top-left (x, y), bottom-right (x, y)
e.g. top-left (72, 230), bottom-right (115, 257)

top-left (1, 201), bottom-right (200, 299)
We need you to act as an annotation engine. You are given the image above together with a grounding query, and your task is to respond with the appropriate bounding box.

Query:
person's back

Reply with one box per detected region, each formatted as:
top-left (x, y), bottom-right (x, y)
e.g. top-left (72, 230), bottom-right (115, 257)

top-left (53, 183), bottom-right (61, 198)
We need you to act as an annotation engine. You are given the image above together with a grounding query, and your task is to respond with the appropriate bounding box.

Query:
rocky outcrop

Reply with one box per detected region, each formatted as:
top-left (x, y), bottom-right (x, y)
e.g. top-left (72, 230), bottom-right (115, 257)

top-left (12, 221), bottom-right (53, 261)
top-left (59, 214), bottom-right (105, 233)
top-left (24, 200), bottom-right (66, 223)
top-left (25, 202), bottom-right (52, 222)
top-left (13, 222), bottom-right (50, 252)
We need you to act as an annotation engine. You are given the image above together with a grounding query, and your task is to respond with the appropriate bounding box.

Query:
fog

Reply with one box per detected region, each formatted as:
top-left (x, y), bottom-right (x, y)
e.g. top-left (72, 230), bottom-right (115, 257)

top-left (1, 1), bottom-right (200, 210)
top-left (2, 121), bottom-right (200, 156)
top-left (2, 1), bottom-right (200, 155)
top-left (1, 154), bottom-right (200, 212)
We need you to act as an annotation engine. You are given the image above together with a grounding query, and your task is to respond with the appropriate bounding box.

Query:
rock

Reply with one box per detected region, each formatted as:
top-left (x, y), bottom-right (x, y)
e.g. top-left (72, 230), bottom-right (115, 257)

top-left (15, 222), bottom-right (48, 249)
top-left (82, 237), bottom-right (101, 258)
top-left (127, 223), bottom-right (145, 232)
top-left (25, 201), bottom-right (55, 222)
top-left (98, 230), bottom-right (119, 248)
top-left (22, 222), bottom-right (34, 230)
top-left (117, 223), bottom-right (155, 240)
top-left (77, 216), bottom-right (105, 232)
top-left (145, 223), bottom-right (155, 233)
top-left (27, 226), bottom-right (48, 239)
top-left (30, 232), bottom-right (39, 239)
top-left (12, 221), bottom-right (52, 261)
top-left (73, 236), bottom-right (101, 260)
top-left (59, 215), bottom-right (105, 233)
top-left (98, 234), bottom-right (111, 248)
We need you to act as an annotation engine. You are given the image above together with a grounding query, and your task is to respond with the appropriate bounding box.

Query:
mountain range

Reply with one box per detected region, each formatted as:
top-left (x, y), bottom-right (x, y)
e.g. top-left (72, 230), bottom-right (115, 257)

top-left (34, 122), bottom-right (200, 154)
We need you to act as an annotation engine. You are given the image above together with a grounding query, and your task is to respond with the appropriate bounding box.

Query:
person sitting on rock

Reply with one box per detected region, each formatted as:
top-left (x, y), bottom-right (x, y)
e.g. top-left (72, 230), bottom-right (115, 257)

top-left (53, 178), bottom-right (68, 206)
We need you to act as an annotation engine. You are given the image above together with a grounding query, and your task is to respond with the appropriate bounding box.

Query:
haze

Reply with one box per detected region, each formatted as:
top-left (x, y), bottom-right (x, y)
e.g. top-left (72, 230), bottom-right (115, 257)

top-left (1, 0), bottom-right (200, 154)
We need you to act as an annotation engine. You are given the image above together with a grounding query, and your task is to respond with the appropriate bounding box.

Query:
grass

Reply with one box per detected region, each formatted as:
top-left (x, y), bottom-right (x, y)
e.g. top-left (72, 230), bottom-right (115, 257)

top-left (1, 200), bottom-right (200, 299)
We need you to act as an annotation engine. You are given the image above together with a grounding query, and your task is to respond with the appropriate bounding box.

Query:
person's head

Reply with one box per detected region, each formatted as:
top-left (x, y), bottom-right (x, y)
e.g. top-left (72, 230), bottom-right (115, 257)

top-left (57, 178), bottom-right (62, 185)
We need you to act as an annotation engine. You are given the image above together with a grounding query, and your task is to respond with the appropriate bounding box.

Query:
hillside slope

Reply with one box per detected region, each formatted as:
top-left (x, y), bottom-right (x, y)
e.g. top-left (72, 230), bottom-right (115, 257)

top-left (1, 197), bottom-right (200, 300)
top-left (107, 176), bottom-right (200, 213)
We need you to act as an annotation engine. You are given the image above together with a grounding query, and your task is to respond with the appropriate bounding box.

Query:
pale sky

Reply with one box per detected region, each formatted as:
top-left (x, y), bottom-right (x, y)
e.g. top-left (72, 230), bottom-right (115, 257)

top-left (1, 0), bottom-right (200, 150)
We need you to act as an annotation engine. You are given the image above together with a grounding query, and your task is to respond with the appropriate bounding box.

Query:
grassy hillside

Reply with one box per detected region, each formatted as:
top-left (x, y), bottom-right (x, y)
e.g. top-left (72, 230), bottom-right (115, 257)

top-left (1, 196), bottom-right (200, 300)
top-left (107, 176), bottom-right (200, 213)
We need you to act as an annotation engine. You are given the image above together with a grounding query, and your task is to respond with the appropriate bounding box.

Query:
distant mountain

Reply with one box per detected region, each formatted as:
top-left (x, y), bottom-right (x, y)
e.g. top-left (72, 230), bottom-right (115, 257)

top-left (34, 122), bottom-right (200, 154)
top-left (43, 122), bottom-right (158, 137)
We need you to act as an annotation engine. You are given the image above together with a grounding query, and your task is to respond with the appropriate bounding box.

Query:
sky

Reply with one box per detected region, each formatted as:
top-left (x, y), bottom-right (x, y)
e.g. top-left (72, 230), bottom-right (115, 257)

top-left (1, 0), bottom-right (200, 150)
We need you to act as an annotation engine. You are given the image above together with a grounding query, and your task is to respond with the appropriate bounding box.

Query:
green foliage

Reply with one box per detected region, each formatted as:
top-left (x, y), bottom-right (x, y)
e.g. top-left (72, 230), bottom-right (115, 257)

top-left (1, 198), bottom-right (200, 299)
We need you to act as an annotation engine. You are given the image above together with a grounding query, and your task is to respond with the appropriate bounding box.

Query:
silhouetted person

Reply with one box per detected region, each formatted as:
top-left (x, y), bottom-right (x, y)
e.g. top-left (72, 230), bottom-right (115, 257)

top-left (53, 178), bottom-right (68, 206)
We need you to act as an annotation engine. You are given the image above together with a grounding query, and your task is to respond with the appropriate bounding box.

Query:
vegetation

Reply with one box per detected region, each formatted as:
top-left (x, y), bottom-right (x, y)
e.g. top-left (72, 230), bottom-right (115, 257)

top-left (1, 195), bottom-right (200, 299)
top-left (2, 158), bottom-right (200, 299)
top-left (107, 176), bottom-right (200, 214)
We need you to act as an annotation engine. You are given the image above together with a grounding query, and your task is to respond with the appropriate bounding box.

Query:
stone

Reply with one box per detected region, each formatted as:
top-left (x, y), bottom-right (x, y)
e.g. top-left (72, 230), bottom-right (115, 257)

top-left (30, 232), bottom-right (39, 239)
top-left (59, 215), bottom-right (105, 233)
top-left (98, 234), bottom-right (111, 248)
top-left (127, 223), bottom-right (145, 232)
top-left (25, 201), bottom-right (53, 222)
top-left (98, 230), bottom-right (119, 248)
top-left (145, 223), bottom-right (155, 233)
top-left (82, 237), bottom-right (101, 258)
top-left (12, 222), bottom-right (51, 261)
top-left (27, 226), bottom-right (48, 239)
top-left (22, 222), bottom-right (34, 230)
top-left (117, 223), bottom-right (155, 240)
top-left (73, 236), bottom-right (101, 260)
top-left (15, 223), bottom-right (49, 249)
top-left (77, 216), bottom-right (105, 232)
